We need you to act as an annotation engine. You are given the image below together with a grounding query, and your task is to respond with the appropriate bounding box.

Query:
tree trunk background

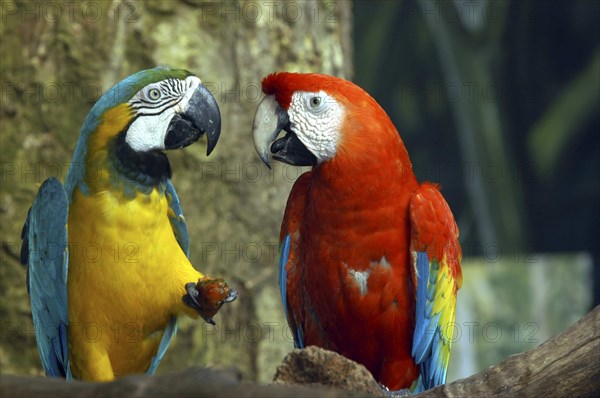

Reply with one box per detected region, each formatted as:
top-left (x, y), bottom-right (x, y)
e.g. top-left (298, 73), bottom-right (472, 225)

top-left (0, 0), bottom-right (352, 381)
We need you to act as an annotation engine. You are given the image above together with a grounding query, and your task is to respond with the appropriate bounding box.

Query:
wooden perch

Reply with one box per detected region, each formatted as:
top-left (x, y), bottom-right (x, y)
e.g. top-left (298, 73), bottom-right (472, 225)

top-left (1, 307), bottom-right (599, 398)
top-left (0, 367), bottom-right (372, 398)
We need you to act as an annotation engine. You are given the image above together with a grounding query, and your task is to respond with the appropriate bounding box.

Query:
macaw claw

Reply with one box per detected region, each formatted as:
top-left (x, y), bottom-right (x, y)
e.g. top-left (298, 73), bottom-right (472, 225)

top-left (183, 277), bottom-right (238, 325)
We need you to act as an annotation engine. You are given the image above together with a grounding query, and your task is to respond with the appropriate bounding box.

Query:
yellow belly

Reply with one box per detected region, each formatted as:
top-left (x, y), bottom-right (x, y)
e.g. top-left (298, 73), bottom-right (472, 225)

top-left (67, 187), bottom-right (202, 380)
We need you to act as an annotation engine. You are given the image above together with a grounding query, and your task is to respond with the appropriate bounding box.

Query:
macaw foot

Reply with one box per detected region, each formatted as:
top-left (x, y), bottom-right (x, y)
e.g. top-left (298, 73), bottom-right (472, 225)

top-left (379, 384), bottom-right (411, 397)
top-left (182, 277), bottom-right (238, 325)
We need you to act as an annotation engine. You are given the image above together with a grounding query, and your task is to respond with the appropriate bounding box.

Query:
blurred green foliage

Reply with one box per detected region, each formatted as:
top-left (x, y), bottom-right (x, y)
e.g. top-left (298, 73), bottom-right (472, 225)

top-left (354, 0), bottom-right (599, 257)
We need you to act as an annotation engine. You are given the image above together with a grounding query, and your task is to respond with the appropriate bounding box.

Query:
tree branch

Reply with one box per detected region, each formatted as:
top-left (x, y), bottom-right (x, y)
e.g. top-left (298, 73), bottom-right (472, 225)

top-left (1, 307), bottom-right (598, 398)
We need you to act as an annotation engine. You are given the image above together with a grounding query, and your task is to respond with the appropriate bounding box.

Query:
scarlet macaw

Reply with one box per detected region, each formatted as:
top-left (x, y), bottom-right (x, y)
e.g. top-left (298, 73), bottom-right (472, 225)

top-left (252, 72), bottom-right (462, 392)
top-left (21, 67), bottom-right (237, 381)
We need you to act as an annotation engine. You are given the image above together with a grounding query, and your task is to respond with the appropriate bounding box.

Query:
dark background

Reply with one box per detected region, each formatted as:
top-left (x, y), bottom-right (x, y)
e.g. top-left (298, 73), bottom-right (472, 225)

top-left (354, 0), bottom-right (599, 306)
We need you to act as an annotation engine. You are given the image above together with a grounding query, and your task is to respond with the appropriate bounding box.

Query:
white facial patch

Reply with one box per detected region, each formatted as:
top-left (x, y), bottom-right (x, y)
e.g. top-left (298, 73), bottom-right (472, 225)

top-left (125, 76), bottom-right (201, 152)
top-left (287, 90), bottom-right (344, 162)
top-left (125, 110), bottom-right (175, 152)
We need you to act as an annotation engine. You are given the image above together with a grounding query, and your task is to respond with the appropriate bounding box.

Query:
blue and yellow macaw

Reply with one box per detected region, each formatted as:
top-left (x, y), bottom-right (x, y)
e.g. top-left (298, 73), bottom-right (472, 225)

top-left (20, 67), bottom-right (237, 381)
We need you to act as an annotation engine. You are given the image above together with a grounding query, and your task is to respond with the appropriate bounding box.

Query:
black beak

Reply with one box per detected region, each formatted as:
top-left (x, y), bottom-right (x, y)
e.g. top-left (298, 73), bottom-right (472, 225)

top-left (165, 84), bottom-right (221, 155)
top-left (252, 95), bottom-right (317, 168)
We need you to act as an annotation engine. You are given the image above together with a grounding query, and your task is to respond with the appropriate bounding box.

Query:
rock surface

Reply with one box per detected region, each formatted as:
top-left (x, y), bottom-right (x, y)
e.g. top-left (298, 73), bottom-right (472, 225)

top-left (273, 346), bottom-right (386, 397)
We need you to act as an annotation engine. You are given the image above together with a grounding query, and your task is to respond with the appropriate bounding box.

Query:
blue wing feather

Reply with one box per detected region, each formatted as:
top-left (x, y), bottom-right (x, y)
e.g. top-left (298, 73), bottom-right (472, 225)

top-left (412, 253), bottom-right (432, 362)
top-left (278, 234), bottom-right (304, 348)
top-left (278, 235), bottom-right (291, 311)
top-left (146, 317), bottom-right (178, 375)
top-left (409, 185), bottom-right (461, 392)
top-left (165, 179), bottom-right (190, 256)
top-left (146, 179), bottom-right (188, 374)
top-left (411, 251), bottom-right (451, 390)
top-left (21, 178), bottom-right (71, 378)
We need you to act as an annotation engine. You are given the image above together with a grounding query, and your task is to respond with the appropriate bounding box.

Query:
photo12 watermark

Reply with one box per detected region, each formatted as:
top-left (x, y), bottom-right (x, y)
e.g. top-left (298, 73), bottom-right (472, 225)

top-left (197, 1), bottom-right (339, 24)
top-left (0, 1), bottom-right (140, 24)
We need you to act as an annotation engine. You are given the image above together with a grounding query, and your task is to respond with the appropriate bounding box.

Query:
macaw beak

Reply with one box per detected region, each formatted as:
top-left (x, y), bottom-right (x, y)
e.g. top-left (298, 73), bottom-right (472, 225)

top-left (252, 95), bottom-right (317, 168)
top-left (165, 83), bottom-right (221, 155)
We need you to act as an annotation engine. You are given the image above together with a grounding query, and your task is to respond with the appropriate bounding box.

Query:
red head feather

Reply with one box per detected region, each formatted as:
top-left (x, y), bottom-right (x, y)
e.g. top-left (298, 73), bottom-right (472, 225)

top-left (261, 72), bottom-right (413, 174)
top-left (262, 72), bottom-right (376, 109)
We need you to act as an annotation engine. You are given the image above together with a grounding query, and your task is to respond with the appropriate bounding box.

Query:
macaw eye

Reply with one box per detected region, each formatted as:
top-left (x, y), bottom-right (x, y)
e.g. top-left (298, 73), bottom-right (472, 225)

top-left (309, 96), bottom-right (322, 108)
top-left (148, 88), bottom-right (161, 100)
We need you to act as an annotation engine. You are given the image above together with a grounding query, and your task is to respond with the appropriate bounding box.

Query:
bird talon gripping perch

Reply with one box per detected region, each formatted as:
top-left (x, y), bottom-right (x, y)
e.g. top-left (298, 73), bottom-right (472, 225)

top-left (183, 278), bottom-right (239, 325)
